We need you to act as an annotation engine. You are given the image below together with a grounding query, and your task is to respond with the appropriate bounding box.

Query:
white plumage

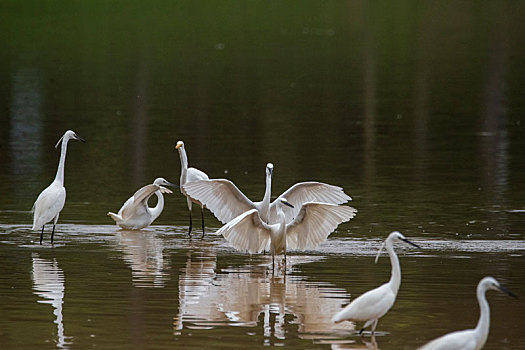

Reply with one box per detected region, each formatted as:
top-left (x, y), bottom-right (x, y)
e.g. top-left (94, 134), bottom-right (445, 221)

top-left (107, 177), bottom-right (175, 230)
top-left (332, 231), bottom-right (419, 334)
top-left (183, 162), bottom-right (352, 225)
top-left (32, 130), bottom-right (85, 244)
top-left (418, 276), bottom-right (517, 350)
top-left (216, 198), bottom-right (357, 270)
top-left (176, 140), bottom-right (209, 237)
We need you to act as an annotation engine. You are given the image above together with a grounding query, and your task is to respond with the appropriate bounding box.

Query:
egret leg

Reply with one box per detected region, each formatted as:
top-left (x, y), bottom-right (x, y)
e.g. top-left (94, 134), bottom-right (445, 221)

top-left (188, 211), bottom-right (193, 237)
top-left (51, 224), bottom-right (56, 244)
top-left (359, 319), bottom-right (375, 335)
top-left (371, 319), bottom-right (378, 335)
top-left (200, 207), bottom-right (205, 239)
top-left (272, 253), bottom-right (275, 273)
top-left (40, 225), bottom-right (45, 245)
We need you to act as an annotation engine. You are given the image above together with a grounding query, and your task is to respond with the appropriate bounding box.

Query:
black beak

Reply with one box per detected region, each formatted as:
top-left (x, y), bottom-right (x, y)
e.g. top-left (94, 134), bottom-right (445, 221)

top-left (401, 238), bottom-right (421, 249)
top-left (167, 182), bottom-right (177, 187)
top-left (283, 201), bottom-right (294, 208)
top-left (498, 285), bottom-right (519, 299)
top-left (75, 134), bottom-right (86, 143)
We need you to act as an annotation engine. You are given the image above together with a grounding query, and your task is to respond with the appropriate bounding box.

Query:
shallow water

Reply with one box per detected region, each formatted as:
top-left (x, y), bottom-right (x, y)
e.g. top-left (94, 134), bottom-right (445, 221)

top-left (1, 1), bottom-right (525, 349)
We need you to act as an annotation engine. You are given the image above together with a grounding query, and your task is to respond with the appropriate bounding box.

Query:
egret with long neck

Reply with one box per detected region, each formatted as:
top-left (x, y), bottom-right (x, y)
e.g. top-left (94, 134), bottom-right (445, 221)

top-left (107, 177), bottom-right (176, 230)
top-left (332, 231), bottom-right (420, 334)
top-left (32, 130), bottom-right (85, 244)
top-left (176, 140), bottom-right (209, 237)
top-left (418, 276), bottom-right (517, 350)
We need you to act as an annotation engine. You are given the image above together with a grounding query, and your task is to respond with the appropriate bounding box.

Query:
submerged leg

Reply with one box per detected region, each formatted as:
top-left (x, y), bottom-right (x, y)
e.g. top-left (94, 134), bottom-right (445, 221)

top-left (51, 224), bottom-right (56, 244)
top-left (188, 211), bottom-right (193, 237)
top-left (200, 207), bottom-right (205, 239)
top-left (40, 225), bottom-right (45, 245)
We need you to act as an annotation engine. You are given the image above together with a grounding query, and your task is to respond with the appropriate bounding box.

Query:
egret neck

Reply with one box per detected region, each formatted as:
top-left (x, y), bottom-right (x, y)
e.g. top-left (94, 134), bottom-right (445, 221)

top-left (474, 281), bottom-right (491, 346)
top-left (386, 240), bottom-right (402, 294)
top-left (150, 190), bottom-right (165, 221)
top-left (54, 137), bottom-right (70, 185)
top-left (178, 146), bottom-right (188, 185)
top-left (260, 168), bottom-right (272, 222)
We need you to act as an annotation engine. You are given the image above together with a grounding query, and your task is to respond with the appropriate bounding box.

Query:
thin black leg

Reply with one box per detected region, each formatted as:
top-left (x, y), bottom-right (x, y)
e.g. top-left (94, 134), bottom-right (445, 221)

top-left (201, 208), bottom-right (205, 239)
top-left (188, 211), bottom-right (193, 237)
top-left (51, 224), bottom-right (56, 244)
top-left (40, 225), bottom-right (45, 245)
top-left (272, 253), bottom-right (275, 273)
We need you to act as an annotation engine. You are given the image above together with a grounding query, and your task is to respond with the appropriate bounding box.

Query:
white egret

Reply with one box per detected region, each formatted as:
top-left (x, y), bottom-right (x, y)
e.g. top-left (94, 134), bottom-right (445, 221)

top-left (332, 231), bottom-right (420, 334)
top-left (32, 130), bottom-right (85, 244)
top-left (107, 177), bottom-right (176, 230)
top-left (216, 198), bottom-right (357, 270)
top-left (183, 162), bottom-right (352, 226)
top-left (418, 276), bottom-right (517, 350)
top-left (176, 140), bottom-right (209, 237)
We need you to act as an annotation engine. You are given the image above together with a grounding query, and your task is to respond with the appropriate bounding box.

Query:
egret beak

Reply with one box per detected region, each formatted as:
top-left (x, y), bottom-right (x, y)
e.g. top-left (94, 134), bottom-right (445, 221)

top-left (74, 134), bottom-right (86, 143)
top-left (166, 181), bottom-right (177, 187)
top-left (498, 285), bottom-right (518, 299)
top-left (401, 237), bottom-right (420, 249)
top-left (176, 143), bottom-right (182, 150)
top-left (283, 200), bottom-right (294, 208)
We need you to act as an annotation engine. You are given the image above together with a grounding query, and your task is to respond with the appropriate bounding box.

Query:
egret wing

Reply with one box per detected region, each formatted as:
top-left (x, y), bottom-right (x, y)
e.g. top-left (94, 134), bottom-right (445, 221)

top-left (186, 167), bottom-right (209, 182)
top-left (269, 182), bottom-right (352, 223)
top-left (183, 179), bottom-right (256, 224)
top-left (32, 184), bottom-right (66, 230)
top-left (418, 330), bottom-right (478, 350)
top-left (121, 184), bottom-right (160, 219)
top-left (286, 202), bottom-right (357, 250)
top-left (216, 209), bottom-right (271, 254)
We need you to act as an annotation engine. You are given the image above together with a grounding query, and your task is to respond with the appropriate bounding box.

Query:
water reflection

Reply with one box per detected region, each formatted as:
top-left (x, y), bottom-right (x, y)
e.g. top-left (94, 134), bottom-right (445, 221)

top-left (31, 254), bottom-right (72, 349)
top-left (174, 249), bottom-right (353, 343)
top-left (115, 230), bottom-right (170, 288)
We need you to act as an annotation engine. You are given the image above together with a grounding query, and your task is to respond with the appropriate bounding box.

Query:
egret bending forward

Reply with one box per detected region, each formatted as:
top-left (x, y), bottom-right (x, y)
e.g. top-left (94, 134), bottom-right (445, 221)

top-left (176, 141), bottom-right (209, 237)
top-left (32, 130), bottom-right (86, 244)
top-left (332, 231), bottom-right (419, 334)
top-left (418, 276), bottom-right (517, 350)
top-left (107, 177), bottom-right (176, 230)
top-left (216, 198), bottom-right (357, 270)
top-left (183, 162), bottom-right (351, 225)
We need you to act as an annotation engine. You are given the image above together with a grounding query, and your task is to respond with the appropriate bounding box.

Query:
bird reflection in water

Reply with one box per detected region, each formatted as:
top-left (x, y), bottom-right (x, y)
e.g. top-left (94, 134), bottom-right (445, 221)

top-left (115, 230), bottom-right (170, 288)
top-left (174, 250), bottom-right (358, 345)
top-left (31, 254), bottom-right (72, 348)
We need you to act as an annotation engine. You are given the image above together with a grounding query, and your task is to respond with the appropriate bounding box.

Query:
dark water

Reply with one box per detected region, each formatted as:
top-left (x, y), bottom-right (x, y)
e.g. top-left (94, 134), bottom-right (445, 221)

top-left (1, 1), bottom-right (525, 349)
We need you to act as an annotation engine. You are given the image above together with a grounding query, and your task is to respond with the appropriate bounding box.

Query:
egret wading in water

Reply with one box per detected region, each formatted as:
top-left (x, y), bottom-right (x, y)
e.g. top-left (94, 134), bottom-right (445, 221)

top-left (183, 162), bottom-right (352, 225)
top-left (332, 231), bottom-right (420, 334)
top-left (107, 178), bottom-right (176, 230)
top-left (176, 141), bottom-right (209, 238)
top-left (216, 198), bottom-right (357, 271)
top-left (418, 276), bottom-right (517, 350)
top-left (32, 130), bottom-right (86, 244)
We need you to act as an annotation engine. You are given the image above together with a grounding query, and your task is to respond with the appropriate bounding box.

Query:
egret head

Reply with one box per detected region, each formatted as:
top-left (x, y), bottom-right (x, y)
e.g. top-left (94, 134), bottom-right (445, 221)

top-left (375, 231), bottom-right (420, 263)
top-left (153, 177), bottom-right (177, 187)
top-left (266, 163), bottom-right (274, 177)
top-left (176, 141), bottom-right (184, 150)
top-left (279, 197), bottom-right (294, 209)
top-left (55, 130), bottom-right (86, 148)
top-left (481, 277), bottom-right (518, 299)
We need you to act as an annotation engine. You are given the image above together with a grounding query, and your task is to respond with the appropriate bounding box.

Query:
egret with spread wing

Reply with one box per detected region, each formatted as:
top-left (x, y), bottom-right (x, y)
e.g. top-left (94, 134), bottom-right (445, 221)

top-left (183, 163), bottom-right (351, 225)
top-left (32, 130), bottom-right (86, 244)
top-left (107, 177), bottom-right (176, 230)
top-left (176, 141), bottom-right (209, 237)
top-left (332, 231), bottom-right (420, 335)
top-left (418, 276), bottom-right (517, 350)
top-left (216, 198), bottom-right (357, 270)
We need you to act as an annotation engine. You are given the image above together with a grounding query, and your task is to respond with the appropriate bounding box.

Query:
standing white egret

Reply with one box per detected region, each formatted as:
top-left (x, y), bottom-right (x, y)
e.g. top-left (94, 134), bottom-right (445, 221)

top-left (332, 231), bottom-right (420, 334)
top-left (176, 141), bottom-right (209, 237)
top-left (418, 276), bottom-right (517, 350)
top-left (183, 162), bottom-right (352, 226)
top-left (216, 198), bottom-right (357, 270)
top-left (107, 177), bottom-right (176, 230)
top-left (32, 130), bottom-right (85, 244)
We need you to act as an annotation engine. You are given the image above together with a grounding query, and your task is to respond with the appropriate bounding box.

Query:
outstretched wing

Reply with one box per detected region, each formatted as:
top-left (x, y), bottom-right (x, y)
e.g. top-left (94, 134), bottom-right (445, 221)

top-left (183, 179), bottom-right (256, 224)
top-left (121, 184), bottom-right (160, 219)
top-left (269, 182), bottom-right (352, 223)
top-left (286, 203), bottom-right (357, 250)
top-left (216, 209), bottom-right (272, 254)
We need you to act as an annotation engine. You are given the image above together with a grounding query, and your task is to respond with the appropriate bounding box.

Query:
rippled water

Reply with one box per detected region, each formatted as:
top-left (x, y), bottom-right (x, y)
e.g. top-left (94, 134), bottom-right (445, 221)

top-left (1, 0), bottom-right (525, 349)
